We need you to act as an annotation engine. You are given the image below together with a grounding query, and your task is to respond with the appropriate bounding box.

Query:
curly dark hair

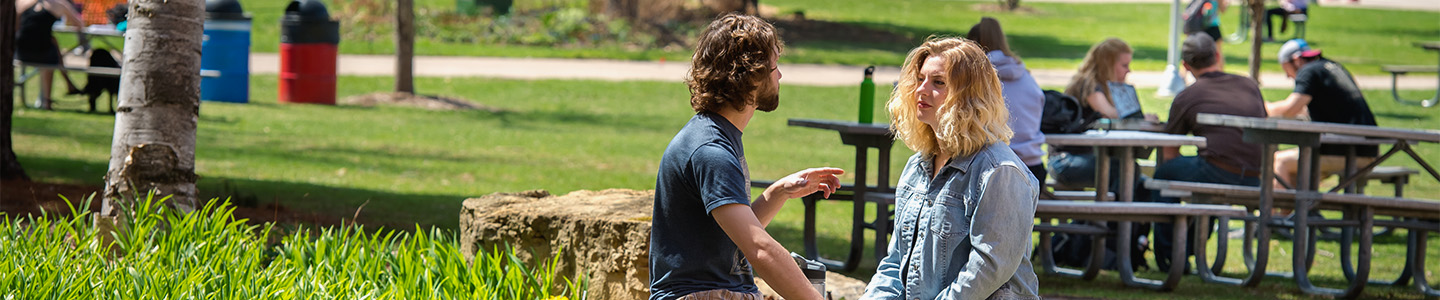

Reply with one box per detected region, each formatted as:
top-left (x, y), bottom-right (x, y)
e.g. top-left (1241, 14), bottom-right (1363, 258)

top-left (686, 13), bottom-right (783, 113)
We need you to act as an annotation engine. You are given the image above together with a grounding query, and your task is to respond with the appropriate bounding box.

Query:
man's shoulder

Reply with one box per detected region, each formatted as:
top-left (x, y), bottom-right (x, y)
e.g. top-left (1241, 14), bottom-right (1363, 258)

top-left (1181, 73), bottom-right (1260, 98)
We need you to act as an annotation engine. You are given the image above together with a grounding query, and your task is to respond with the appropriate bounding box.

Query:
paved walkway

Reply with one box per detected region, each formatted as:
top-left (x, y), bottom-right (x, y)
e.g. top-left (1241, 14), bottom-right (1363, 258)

top-left (249, 53), bottom-right (1436, 91)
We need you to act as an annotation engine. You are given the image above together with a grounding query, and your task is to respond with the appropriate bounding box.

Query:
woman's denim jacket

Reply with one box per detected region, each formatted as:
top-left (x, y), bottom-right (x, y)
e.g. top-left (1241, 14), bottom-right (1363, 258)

top-left (862, 142), bottom-right (1040, 300)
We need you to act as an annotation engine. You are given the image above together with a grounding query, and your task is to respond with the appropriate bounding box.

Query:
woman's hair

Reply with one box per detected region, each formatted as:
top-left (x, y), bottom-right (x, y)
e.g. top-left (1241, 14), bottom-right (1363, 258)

top-left (888, 37), bottom-right (1013, 158)
top-left (686, 13), bottom-right (784, 113)
top-left (1065, 38), bottom-right (1131, 108)
top-left (966, 17), bottom-right (1018, 62)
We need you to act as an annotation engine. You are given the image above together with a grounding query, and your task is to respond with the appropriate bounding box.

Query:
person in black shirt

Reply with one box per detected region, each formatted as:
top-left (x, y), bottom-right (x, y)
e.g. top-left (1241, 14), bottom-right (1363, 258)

top-left (16, 0), bottom-right (85, 110)
top-left (1265, 39), bottom-right (1378, 190)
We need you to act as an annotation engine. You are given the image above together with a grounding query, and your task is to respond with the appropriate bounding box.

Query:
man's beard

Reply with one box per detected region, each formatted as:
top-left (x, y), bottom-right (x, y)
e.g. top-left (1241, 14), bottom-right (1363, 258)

top-left (755, 82), bottom-right (780, 112)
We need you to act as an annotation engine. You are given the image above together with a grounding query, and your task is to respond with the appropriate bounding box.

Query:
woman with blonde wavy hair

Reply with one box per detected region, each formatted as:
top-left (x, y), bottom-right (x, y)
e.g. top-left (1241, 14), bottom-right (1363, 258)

top-left (861, 37), bottom-right (1040, 300)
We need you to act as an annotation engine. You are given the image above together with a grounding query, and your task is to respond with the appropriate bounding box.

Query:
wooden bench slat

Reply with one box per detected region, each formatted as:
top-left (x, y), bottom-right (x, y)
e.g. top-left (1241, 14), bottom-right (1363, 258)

top-left (1036, 200), bottom-right (1247, 217)
top-left (1042, 190), bottom-right (1115, 201)
top-left (1382, 65), bottom-right (1440, 74)
top-left (1146, 180), bottom-right (1440, 218)
top-left (1357, 166), bottom-right (1419, 179)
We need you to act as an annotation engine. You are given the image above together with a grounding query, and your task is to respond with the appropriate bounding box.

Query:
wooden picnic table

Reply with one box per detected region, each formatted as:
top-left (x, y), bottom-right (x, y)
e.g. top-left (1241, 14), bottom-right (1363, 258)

top-left (1042, 130), bottom-right (1207, 290)
top-left (1382, 41), bottom-right (1439, 107)
top-left (1195, 113), bottom-right (1440, 298)
top-left (759, 118), bottom-right (895, 272)
top-left (52, 23), bottom-right (124, 53)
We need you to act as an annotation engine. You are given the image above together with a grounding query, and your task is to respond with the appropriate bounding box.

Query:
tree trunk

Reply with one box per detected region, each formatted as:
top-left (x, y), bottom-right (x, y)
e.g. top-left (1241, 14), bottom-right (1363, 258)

top-left (101, 0), bottom-right (204, 218)
top-left (396, 0), bottom-right (415, 94)
top-left (1248, 0), bottom-right (1264, 81)
top-left (1, 0), bottom-right (29, 182)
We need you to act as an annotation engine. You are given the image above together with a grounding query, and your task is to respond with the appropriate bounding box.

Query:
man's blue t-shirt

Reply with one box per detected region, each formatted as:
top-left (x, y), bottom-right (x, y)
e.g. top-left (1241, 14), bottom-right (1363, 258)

top-left (649, 112), bottom-right (757, 299)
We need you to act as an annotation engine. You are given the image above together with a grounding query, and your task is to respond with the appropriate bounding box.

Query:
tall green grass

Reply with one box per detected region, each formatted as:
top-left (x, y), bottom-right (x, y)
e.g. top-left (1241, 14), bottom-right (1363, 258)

top-left (0, 194), bottom-right (586, 299)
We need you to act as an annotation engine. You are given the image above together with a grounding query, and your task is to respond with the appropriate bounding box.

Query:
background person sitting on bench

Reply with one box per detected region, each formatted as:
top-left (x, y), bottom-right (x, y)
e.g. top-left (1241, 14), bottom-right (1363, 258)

top-left (1264, 0), bottom-right (1307, 41)
top-left (1266, 39), bottom-right (1380, 190)
top-left (15, 0), bottom-right (86, 110)
top-left (1149, 35), bottom-right (1268, 273)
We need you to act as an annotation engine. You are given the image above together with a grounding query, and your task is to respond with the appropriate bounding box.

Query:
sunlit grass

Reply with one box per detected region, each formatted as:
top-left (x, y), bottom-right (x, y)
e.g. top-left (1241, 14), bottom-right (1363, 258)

top-left (0, 193), bottom-right (585, 299)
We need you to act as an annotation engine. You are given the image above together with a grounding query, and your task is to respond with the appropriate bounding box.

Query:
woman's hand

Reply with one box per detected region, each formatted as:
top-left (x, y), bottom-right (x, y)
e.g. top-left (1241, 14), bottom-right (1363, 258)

top-left (767, 167), bottom-right (845, 200)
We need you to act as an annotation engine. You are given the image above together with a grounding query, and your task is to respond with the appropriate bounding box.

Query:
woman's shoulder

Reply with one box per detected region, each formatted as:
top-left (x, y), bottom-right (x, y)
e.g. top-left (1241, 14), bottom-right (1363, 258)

top-left (967, 143), bottom-right (1027, 170)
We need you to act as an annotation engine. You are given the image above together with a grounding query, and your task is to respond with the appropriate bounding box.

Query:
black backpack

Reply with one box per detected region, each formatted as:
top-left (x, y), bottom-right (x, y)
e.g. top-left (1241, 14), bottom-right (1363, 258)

top-left (1040, 90), bottom-right (1100, 134)
top-left (1050, 221), bottom-right (1151, 272)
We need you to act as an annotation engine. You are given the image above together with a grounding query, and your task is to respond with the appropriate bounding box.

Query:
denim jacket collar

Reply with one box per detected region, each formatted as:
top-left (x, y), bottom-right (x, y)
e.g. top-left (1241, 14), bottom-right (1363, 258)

top-left (921, 150), bottom-right (981, 178)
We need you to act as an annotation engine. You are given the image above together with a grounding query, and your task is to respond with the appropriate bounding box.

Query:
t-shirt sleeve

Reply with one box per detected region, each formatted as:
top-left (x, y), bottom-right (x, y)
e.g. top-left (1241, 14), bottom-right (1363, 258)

top-left (1293, 64), bottom-right (1322, 96)
top-left (691, 144), bottom-right (752, 214)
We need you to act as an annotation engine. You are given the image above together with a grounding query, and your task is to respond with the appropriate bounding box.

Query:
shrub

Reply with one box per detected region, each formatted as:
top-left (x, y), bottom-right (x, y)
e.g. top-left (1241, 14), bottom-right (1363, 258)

top-left (0, 193), bottom-right (586, 299)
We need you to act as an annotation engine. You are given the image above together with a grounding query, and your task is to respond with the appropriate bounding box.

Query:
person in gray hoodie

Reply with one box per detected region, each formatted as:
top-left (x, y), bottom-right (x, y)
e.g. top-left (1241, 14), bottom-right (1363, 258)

top-left (968, 17), bottom-right (1047, 190)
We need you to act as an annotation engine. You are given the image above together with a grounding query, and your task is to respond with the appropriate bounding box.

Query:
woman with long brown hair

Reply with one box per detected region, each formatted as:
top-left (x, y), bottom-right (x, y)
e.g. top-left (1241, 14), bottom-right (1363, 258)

top-left (967, 17), bottom-right (1047, 193)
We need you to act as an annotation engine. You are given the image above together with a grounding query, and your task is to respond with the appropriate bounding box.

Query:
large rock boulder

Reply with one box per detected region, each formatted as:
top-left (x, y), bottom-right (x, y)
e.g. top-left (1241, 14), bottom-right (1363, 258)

top-left (460, 188), bottom-right (869, 299)
top-left (460, 189), bottom-right (654, 299)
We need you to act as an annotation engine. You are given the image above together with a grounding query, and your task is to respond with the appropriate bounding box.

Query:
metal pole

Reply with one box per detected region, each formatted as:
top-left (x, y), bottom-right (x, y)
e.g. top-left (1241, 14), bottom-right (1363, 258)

top-left (1157, 0), bottom-right (1187, 97)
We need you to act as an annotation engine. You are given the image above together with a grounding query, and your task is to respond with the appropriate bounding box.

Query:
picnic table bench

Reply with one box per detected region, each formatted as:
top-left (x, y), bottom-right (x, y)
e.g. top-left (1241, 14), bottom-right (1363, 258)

top-left (1146, 179), bottom-right (1440, 298)
top-left (1033, 200), bottom-right (1248, 291)
top-left (1192, 113), bottom-right (1440, 298)
top-left (1381, 41), bottom-right (1440, 107)
top-left (14, 60), bottom-right (220, 109)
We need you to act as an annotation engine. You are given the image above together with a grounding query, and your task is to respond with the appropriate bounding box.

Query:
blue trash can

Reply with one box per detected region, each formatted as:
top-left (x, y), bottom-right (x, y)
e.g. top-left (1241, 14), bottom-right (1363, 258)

top-left (201, 0), bottom-right (252, 103)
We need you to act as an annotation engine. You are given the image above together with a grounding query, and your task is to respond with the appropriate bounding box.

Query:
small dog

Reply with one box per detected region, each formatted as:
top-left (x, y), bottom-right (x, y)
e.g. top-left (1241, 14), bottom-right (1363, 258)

top-left (85, 48), bottom-right (121, 113)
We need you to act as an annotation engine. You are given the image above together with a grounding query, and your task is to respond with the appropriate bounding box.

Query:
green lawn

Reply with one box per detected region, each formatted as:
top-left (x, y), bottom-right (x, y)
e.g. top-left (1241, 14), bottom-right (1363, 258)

top-left (11, 74), bottom-right (1438, 298)
top-left (217, 0), bottom-right (1440, 76)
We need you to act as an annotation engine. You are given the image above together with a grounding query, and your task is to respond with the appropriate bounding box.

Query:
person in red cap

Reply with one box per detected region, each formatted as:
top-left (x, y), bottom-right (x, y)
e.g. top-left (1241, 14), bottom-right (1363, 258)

top-left (1265, 39), bottom-right (1379, 190)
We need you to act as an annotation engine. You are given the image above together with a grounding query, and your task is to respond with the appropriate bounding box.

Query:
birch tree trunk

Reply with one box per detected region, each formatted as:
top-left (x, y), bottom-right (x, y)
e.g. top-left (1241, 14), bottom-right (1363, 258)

top-left (396, 0), bottom-right (415, 94)
top-left (101, 0), bottom-right (204, 220)
top-left (1, 0), bottom-right (29, 181)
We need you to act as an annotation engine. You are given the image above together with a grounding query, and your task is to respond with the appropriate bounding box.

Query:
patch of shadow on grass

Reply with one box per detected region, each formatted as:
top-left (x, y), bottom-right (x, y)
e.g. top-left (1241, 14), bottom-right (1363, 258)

top-left (771, 17), bottom-right (1172, 65)
top-left (14, 156), bottom-right (471, 231)
top-left (195, 176), bottom-right (471, 231)
top-left (482, 108), bottom-right (679, 133)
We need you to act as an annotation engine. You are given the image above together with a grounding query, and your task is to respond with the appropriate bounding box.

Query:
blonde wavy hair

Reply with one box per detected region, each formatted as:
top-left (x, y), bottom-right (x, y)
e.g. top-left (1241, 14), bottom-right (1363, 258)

top-left (888, 37), bottom-right (1013, 158)
top-left (1065, 38), bottom-right (1131, 108)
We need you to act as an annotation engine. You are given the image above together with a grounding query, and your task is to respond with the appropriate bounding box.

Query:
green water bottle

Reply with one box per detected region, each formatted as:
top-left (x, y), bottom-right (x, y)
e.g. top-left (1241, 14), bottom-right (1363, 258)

top-left (858, 66), bottom-right (876, 123)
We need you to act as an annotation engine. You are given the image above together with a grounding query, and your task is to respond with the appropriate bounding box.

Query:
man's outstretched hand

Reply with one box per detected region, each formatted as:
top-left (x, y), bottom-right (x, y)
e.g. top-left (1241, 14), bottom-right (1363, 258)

top-left (768, 167), bottom-right (845, 200)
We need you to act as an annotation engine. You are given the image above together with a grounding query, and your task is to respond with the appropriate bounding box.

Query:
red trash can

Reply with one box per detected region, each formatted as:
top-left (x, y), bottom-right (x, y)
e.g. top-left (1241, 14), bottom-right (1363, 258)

top-left (278, 0), bottom-right (339, 105)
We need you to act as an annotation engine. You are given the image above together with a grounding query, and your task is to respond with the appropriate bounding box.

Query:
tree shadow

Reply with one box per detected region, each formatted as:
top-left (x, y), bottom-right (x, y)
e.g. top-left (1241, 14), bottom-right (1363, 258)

top-left (474, 106), bottom-right (683, 134)
top-left (13, 155), bottom-right (472, 231)
top-left (772, 18), bottom-right (1173, 65)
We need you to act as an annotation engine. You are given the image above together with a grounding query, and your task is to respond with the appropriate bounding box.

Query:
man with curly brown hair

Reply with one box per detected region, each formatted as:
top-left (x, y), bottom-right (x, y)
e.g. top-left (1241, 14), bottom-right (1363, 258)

top-left (649, 13), bottom-right (841, 300)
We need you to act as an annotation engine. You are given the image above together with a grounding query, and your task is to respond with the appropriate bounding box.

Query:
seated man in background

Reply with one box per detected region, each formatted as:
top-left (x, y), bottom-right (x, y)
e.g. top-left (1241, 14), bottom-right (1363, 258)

top-left (1265, 39), bottom-right (1378, 190)
top-left (1149, 34), bottom-right (1267, 273)
top-left (1264, 0), bottom-right (1307, 41)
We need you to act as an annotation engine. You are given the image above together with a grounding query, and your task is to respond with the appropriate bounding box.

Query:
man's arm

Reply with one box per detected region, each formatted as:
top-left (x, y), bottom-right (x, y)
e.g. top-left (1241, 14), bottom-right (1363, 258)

top-left (39, 0), bottom-right (81, 26)
top-left (712, 204), bottom-right (822, 300)
top-left (1266, 92), bottom-right (1312, 118)
top-left (751, 168), bottom-right (843, 226)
